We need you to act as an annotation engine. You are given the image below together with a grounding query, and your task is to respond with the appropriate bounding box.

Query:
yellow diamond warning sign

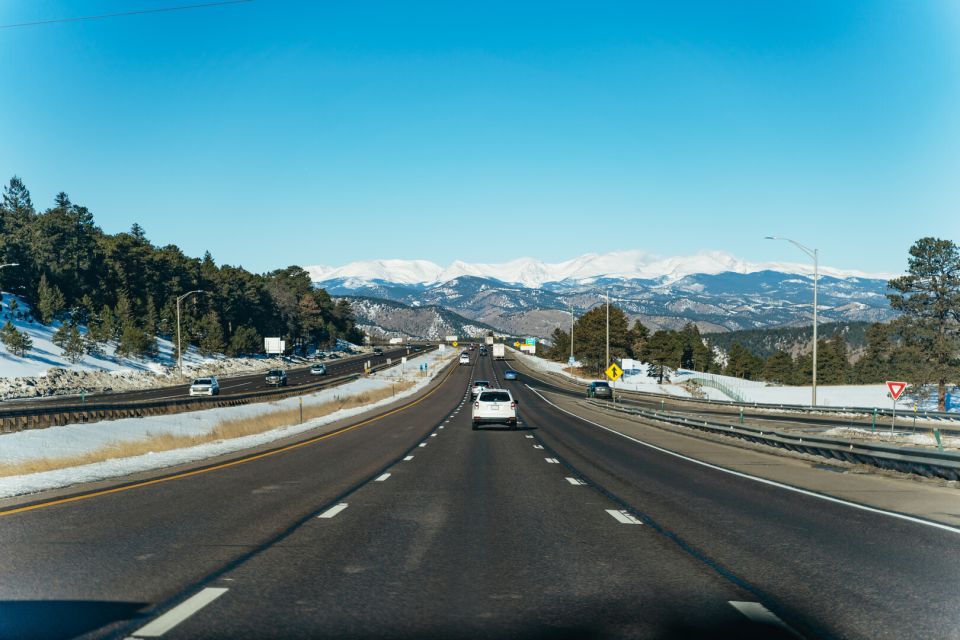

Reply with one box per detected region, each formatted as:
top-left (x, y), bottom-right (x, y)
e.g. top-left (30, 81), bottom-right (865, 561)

top-left (605, 363), bottom-right (623, 382)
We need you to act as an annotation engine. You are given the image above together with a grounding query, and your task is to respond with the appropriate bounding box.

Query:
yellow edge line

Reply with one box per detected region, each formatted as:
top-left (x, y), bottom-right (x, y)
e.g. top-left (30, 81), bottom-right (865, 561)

top-left (0, 358), bottom-right (458, 517)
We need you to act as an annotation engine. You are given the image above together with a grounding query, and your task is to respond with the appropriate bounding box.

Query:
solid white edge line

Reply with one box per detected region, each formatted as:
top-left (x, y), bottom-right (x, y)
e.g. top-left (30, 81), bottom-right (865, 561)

top-left (606, 509), bottom-right (643, 525)
top-left (375, 473), bottom-right (391, 482)
top-left (729, 601), bottom-right (800, 637)
top-left (318, 503), bottom-right (348, 519)
top-left (131, 587), bottom-right (229, 637)
top-left (525, 384), bottom-right (960, 536)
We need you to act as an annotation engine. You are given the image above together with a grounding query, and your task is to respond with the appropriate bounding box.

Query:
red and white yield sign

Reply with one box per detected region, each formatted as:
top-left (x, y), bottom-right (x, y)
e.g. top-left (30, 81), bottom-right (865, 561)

top-left (886, 381), bottom-right (908, 401)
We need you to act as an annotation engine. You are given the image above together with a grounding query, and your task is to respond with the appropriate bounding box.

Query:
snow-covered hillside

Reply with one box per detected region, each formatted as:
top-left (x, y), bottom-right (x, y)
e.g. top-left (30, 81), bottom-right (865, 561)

top-left (307, 250), bottom-right (894, 288)
top-left (0, 293), bottom-right (273, 399)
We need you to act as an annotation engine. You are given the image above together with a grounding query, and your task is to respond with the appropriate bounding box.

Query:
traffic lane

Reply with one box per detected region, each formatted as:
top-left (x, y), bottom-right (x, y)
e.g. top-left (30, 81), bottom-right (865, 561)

top-left (0, 348), bottom-right (415, 408)
top-left (0, 358), bottom-right (466, 637)
top-left (499, 365), bottom-right (960, 639)
top-left (155, 360), bottom-right (788, 640)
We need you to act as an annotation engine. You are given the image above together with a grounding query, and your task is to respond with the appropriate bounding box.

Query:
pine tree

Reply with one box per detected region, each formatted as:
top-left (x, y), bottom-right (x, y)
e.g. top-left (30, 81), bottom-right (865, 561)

top-left (116, 324), bottom-right (154, 359)
top-left (52, 321), bottom-right (71, 350)
top-left (817, 337), bottom-right (851, 384)
top-left (628, 320), bottom-right (650, 361)
top-left (887, 237), bottom-right (960, 410)
top-left (114, 292), bottom-right (133, 336)
top-left (1, 320), bottom-right (32, 357)
top-left (61, 324), bottom-right (86, 363)
top-left (89, 305), bottom-right (115, 345)
top-left (198, 311), bottom-right (226, 356)
top-left (726, 342), bottom-right (762, 380)
top-left (143, 296), bottom-right (159, 338)
top-left (36, 274), bottom-right (66, 324)
top-left (763, 350), bottom-right (795, 384)
top-left (547, 327), bottom-right (570, 362)
top-left (228, 325), bottom-right (262, 356)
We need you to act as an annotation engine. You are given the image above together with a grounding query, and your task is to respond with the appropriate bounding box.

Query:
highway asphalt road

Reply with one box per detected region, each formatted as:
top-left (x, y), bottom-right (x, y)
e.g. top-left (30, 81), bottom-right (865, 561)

top-left (0, 347), bottom-right (419, 410)
top-left (1, 354), bottom-right (958, 638)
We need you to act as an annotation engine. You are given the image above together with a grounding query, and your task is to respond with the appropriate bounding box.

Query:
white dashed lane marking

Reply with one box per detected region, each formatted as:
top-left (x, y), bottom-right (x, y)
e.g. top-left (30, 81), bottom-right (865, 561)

top-left (404, 455), bottom-right (414, 461)
top-left (606, 509), bottom-right (643, 525)
top-left (729, 602), bottom-right (800, 637)
top-left (525, 435), bottom-right (533, 439)
top-left (565, 477), bottom-right (587, 486)
top-left (318, 503), bottom-right (349, 519)
top-left (129, 587), bottom-right (229, 637)
top-left (533, 445), bottom-right (544, 450)
top-left (544, 458), bottom-right (559, 464)
top-left (375, 473), bottom-right (391, 482)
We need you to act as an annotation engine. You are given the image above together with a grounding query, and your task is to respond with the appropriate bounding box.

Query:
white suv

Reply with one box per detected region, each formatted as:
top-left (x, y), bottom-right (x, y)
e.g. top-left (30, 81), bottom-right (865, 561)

top-left (472, 388), bottom-right (518, 430)
top-left (189, 376), bottom-right (220, 396)
top-left (459, 352), bottom-right (470, 365)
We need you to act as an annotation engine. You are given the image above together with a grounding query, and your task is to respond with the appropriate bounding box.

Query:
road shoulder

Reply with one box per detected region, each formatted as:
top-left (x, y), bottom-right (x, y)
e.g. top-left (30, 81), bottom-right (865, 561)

top-left (541, 390), bottom-right (960, 528)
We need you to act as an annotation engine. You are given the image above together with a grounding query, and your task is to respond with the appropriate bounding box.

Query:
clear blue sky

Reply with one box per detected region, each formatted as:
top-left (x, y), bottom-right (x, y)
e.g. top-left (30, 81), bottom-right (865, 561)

top-left (1, 1), bottom-right (958, 275)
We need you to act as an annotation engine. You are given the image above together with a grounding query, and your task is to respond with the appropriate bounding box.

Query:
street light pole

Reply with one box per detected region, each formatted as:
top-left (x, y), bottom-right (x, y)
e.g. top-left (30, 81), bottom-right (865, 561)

top-left (605, 288), bottom-right (610, 369)
top-left (176, 290), bottom-right (205, 376)
top-left (765, 237), bottom-right (818, 406)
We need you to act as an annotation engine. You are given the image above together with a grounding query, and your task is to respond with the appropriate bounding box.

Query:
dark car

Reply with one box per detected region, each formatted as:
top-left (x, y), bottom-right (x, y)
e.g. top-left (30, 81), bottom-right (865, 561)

top-left (373, 347), bottom-right (384, 355)
top-left (586, 380), bottom-right (613, 399)
top-left (503, 370), bottom-right (519, 381)
top-left (265, 369), bottom-right (288, 386)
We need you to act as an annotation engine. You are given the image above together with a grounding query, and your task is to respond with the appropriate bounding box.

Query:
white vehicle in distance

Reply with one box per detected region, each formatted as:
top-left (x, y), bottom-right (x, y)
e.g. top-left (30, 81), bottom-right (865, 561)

top-left (310, 363), bottom-right (327, 375)
top-left (189, 376), bottom-right (220, 396)
top-left (472, 388), bottom-right (518, 430)
top-left (471, 380), bottom-right (490, 397)
top-left (459, 352), bottom-right (470, 365)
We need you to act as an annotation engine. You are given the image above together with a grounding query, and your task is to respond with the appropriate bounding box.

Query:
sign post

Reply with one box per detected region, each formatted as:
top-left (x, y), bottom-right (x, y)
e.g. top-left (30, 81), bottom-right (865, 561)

top-left (886, 380), bottom-right (907, 432)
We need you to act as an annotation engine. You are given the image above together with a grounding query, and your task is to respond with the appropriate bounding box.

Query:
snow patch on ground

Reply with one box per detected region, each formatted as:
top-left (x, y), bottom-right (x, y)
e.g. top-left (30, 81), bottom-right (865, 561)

top-left (0, 293), bottom-right (303, 400)
top-left (824, 426), bottom-right (960, 450)
top-left (0, 348), bottom-right (455, 498)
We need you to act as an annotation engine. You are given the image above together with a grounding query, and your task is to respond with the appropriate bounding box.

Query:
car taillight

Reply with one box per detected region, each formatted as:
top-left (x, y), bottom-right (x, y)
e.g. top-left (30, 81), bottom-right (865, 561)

top-left (474, 402), bottom-right (479, 409)
top-left (511, 402), bottom-right (516, 409)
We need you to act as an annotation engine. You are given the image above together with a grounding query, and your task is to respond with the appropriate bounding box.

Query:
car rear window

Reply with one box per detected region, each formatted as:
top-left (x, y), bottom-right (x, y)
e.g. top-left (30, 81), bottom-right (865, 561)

top-left (474, 380), bottom-right (489, 386)
top-left (268, 370), bottom-right (283, 375)
top-left (193, 378), bottom-right (211, 385)
top-left (479, 391), bottom-right (511, 402)
top-left (594, 382), bottom-right (609, 387)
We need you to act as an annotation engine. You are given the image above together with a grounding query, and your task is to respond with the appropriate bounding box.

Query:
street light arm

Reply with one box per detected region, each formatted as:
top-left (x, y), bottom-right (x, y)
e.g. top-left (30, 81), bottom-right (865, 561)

top-left (176, 289), bottom-right (206, 304)
top-left (765, 236), bottom-right (815, 260)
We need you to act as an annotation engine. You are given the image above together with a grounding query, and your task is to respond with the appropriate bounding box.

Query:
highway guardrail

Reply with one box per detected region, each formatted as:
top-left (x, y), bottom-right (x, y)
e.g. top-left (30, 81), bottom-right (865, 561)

top-left (586, 399), bottom-right (960, 481)
top-left (0, 347), bottom-right (436, 433)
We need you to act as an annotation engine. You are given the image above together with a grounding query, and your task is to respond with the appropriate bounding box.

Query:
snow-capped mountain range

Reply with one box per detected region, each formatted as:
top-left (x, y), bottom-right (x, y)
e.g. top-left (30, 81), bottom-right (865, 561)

top-left (306, 250), bottom-right (891, 289)
top-left (308, 251), bottom-right (897, 339)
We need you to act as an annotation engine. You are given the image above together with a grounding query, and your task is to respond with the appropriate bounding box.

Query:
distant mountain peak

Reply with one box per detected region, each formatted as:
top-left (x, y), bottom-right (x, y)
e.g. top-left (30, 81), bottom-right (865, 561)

top-left (307, 250), bottom-right (893, 288)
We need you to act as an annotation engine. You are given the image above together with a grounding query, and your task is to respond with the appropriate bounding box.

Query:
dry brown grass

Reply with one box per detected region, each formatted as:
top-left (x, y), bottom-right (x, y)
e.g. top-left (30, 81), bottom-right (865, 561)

top-left (0, 380), bottom-right (416, 478)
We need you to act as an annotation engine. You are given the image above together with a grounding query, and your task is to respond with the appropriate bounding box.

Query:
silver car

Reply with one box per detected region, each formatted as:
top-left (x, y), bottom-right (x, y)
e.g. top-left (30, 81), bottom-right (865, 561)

top-left (189, 376), bottom-right (220, 396)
